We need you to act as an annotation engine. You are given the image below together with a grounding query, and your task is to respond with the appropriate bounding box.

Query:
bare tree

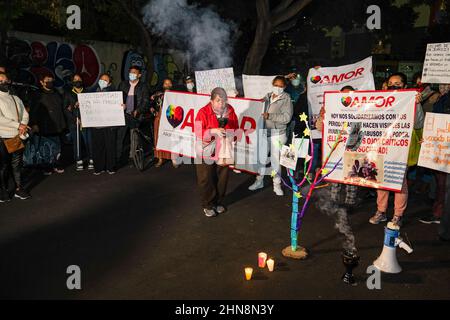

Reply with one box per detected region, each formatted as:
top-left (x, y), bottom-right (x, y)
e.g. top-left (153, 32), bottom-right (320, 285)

top-left (243, 0), bottom-right (312, 74)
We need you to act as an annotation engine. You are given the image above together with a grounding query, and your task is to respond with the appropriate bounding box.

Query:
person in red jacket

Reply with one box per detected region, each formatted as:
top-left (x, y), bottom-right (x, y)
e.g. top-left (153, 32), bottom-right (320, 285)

top-left (195, 87), bottom-right (239, 217)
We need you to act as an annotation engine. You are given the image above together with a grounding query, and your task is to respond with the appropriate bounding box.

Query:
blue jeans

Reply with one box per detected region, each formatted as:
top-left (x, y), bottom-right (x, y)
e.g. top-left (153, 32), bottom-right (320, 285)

top-left (70, 126), bottom-right (93, 162)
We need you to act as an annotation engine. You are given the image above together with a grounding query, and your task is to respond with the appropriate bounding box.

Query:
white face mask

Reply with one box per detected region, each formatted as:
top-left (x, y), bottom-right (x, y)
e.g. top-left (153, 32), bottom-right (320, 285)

top-left (186, 82), bottom-right (195, 91)
top-left (129, 73), bottom-right (138, 81)
top-left (439, 84), bottom-right (450, 95)
top-left (98, 80), bottom-right (109, 89)
top-left (272, 86), bottom-right (284, 96)
top-left (291, 79), bottom-right (301, 87)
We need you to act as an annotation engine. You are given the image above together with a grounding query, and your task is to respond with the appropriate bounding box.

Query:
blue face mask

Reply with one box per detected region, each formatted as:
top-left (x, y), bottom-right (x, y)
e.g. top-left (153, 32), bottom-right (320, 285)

top-left (291, 79), bottom-right (301, 87)
top-left (129, 73), bottom-right (138, 81)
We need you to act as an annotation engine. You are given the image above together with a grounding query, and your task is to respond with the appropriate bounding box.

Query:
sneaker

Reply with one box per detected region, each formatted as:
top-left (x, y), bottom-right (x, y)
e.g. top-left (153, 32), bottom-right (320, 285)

top-left (93, 171), bottom-right (105, 176)
top-left (76, 160), bottom-right (84, 171)
top-left (204, 208), bottom-right (218, 217)
top-left (390, 215), bottom-right (403, 227)
top-left (88, 159), bottom-right (94, 170)
top-left (273, 184), bottom-right (284, 196)
top-left (419, 214), bottom-right (440, 224)
top-left (0, 189), bottom-right (11, 203)
top-left (369, 211), bottom-right (387, 224)
top-left (14, 188), bottom-right (31, 200)
top-left (107, 170), bottom-right (116, 175)
top-left (214, 205), bottom-right (227, 214)
top-left (248, 177), bottom-right (264, 191)
top-left (54, 168), bottom-right (65, 174)
top-left (43, 169), bottom-right (53, 176)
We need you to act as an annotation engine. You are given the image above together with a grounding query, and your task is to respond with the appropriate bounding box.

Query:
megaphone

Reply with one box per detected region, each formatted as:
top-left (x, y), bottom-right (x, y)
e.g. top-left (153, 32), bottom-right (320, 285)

top-left (373, 222), bottom-right (413, 273)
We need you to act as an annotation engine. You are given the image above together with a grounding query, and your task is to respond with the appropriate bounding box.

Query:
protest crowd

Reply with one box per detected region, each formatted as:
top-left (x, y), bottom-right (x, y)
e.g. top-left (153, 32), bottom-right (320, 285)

top-left (0, 58), bottom-right (449, 242)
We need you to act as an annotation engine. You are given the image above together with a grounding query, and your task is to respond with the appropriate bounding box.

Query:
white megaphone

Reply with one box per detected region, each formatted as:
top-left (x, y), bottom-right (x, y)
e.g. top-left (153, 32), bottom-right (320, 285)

top-left (373, 222), bottom-right (413, 273)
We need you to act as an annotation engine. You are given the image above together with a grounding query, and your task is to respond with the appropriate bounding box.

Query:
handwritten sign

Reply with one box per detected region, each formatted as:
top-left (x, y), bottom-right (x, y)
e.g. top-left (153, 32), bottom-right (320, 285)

top-left (242, 75), bottom-right (276, 99)
top-left (78, 91), bottom-right (125, 127)
top-left (418, 112), bottom-right (450, 173)
top-left (195, 67), bottom-right (236, 95)
top-left (421, 43), bottom-right (450, 84)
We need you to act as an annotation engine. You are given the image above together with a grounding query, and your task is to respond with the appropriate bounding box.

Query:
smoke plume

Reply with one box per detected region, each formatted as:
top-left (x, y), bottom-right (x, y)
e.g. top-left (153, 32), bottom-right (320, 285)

top-left (142, 0), bottom-right (236, 71)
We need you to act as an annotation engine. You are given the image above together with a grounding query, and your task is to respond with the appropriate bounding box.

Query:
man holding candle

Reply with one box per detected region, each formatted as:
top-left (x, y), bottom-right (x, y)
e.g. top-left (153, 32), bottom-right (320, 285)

top-left (194, 87), bottom-right (239, 217)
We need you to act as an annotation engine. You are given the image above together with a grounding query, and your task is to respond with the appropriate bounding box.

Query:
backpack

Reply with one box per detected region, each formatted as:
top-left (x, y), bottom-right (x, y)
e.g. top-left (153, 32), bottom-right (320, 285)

top-left (23, 134), bottom-right (61, 167)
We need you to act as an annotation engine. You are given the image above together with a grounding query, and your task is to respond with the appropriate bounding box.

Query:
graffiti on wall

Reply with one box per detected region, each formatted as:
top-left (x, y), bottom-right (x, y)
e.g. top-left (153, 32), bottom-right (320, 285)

top-left (6, 37), bottom-right (101, 89)
top-left (122, 50), bottom-right (187, 89)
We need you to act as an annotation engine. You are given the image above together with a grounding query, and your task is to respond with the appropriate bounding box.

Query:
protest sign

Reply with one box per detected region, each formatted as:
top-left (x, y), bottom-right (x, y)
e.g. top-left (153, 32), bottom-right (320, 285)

top-left (195, 68), bottom-right (236, 95)
top-left (322, 90), bottom-right (416, 191)
top-left (280, 145), bottom-right (298, 170)
top-left (156, 91), bottom-right (265, 174)
top-left (78, 91), bottom-right (125, 127)
top-left (421, 43), bottom-right (450, 84)
top-left (307, 57), bottom-right (375, 139)
top-left (418, 112), bottom-right (450, 173)
top-left (242, 74), bottom-right (276, 99)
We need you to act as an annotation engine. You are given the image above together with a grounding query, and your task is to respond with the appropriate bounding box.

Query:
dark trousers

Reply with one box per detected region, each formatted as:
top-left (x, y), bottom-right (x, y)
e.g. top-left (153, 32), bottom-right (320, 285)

top-left (196, 163), bottom-right (230, 209)
top-left (69, 126), bottom-right (93, 162)
top-left (0, 138), bottom-right (24, 190)
top-left (433, 170), bottom-right (447, 218)
top-left (116, 125), bottom-right (130, 163)
top-left (92, 127), bottom-right (117, 172)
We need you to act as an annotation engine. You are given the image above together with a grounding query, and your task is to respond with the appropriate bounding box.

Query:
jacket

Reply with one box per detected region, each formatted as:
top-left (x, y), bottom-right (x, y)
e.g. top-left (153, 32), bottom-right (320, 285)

top-left (195, 103), bottom-right (239, 143)
top-left (117, 80), bottom-right (150, 115)
top-left (263, 91), bottom-right (293, 134)
top-left (30, 89), bottom-right (66, 135)
top-left (62, 87), bottom-right (85, 128)
top-left (0, 91), bottom-right (29, 138)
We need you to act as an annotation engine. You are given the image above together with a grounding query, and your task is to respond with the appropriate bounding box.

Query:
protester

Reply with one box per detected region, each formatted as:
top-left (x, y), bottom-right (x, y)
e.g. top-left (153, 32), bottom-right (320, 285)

top-left (0, 72), bottom-right (31, 201)
top-left (285, 72), bottom-right (305, 143)
top-left (418, 84), bottom-right (450, 224)
top-left (63, 74), bottom-right (93, 171)
top-left (30, 74), bottom-right (67, 175)
top-left (316, 85), bottom-right (359, 210)
top-left (248, 76), bottom-right (293, 196)
top-left (151, 78), bottom-right (179, 168)
top-left (184, 76), bottom-right (196, 93)
top-left (117, 65), bottom-right (150, 166)
top-left (369, 72), bottom-right (424, 227)
top-left (194, 87), bottom-right (239, 217)
top-left (89, 73), bottom-right (118, 175)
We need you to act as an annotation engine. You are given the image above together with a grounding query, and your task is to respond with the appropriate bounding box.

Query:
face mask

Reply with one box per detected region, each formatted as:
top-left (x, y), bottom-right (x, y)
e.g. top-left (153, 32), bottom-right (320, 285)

top-left (73, 81), bottom-right (83, 88)
top-left (291, 79), bottom-right (301, 87)
top-left (129, 73), bottom-right (138, 81)
top-left (272, 86), bottom-right (284, 95)
top-left (98, 80), bottom-right (109, 90)
top-left (186, 82), bottom-right (195, 91)
top-left (45, 82), bottom-right (54, 90)
top-left (439, 85), bottom-right (450, 95)
top-left (387, 85), bottom-right (402, 90)
top-left (0, 82), bottom-right (9, 92)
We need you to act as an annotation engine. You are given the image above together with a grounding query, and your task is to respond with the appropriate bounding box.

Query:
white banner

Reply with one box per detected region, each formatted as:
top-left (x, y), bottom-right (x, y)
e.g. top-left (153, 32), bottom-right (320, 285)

top-left (307, 57), bottom-right (375, 139)
top-left (323, 90), bottom-right (416, 192)
top-left (156, 91), bottom-right (265, 173)
top-left (418, 112), bottom-right (450, 173)
top-left (195, 67), bottom-right (236, 95)
top-left (78, 91), bottom-right (125, 127)
top-left (421, 42), bottom-right (450, 84)
top-left (242, 74), bottom-right (276, 99)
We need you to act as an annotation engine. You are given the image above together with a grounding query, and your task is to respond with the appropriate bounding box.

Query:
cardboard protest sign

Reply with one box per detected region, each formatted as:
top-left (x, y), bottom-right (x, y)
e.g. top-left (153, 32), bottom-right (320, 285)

top-left (421, 43), bottom-right (450, 84)
top-left (195, 68), bottom-right (236, 95)
top-left (242, 75), bottom-right (276, 99)
top-left (78, 91), bottom-right (125, 127)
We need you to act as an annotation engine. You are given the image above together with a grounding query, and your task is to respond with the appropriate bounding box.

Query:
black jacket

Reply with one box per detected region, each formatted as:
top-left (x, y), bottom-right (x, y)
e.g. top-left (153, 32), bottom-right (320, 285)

top-left (30, 89), bottom-right (67, 135)
top-left (117, 80), bottom-right (150, 115)
top-left (293, 92), bottom-right (309, 138)
top-left (62, 87), bottom-right (84, 128)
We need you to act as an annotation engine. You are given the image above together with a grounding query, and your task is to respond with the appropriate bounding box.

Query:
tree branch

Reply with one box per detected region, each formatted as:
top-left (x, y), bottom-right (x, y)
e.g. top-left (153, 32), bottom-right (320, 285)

top-left (271, 0), bottom-right (313, 28)
top-left (272, 0), bottom-right (295, 16)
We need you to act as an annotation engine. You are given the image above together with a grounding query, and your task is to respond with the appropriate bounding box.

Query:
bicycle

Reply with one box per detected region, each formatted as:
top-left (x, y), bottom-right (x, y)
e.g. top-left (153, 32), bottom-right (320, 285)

top-left (130, 116), bottom-right (155, 171)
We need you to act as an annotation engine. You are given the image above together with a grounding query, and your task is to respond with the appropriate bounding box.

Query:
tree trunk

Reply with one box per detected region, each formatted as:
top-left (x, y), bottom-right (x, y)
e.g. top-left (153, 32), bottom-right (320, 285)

top-left (243, 20), bottom-right (272, 75)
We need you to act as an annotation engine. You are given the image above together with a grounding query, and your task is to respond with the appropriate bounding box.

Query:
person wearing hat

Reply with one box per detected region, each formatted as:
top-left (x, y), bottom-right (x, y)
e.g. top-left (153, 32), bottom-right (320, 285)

top-left (184, 76), bottom-right (196, 93)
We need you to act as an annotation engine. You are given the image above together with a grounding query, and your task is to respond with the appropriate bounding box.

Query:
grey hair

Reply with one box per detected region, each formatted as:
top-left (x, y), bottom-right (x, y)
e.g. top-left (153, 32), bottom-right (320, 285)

top-left (210, 87), bottom-right (227, 101)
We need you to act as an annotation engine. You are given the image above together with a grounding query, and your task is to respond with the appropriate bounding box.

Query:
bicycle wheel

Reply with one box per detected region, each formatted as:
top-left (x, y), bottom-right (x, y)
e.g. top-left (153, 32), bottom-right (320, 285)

top-left (131, 129), bottom-right (145, 171)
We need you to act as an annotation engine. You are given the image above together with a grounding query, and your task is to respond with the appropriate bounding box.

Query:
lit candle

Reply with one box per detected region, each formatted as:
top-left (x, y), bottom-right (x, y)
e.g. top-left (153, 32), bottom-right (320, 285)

top-left (244, 267), bottom-right (253, 280)
top-left (267, 258), bottom-right (275, 272)
top-left (258, 252), bottom-right (267, 268)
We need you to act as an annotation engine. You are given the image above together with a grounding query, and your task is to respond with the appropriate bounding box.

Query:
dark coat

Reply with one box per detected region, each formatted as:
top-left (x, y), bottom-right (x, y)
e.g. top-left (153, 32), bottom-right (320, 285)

top-left (30, 89), bottom-right (67, 135)
top-left (117, 80), bottom-right (150, 115)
